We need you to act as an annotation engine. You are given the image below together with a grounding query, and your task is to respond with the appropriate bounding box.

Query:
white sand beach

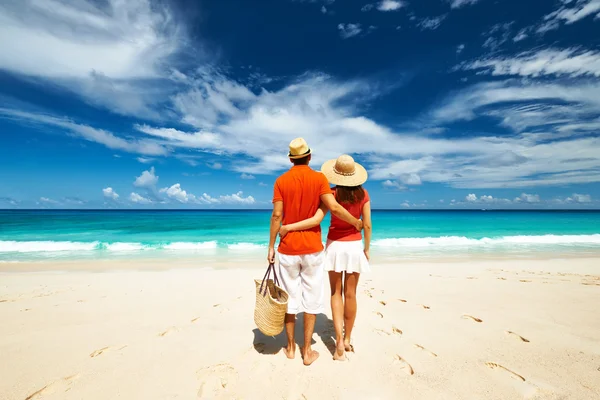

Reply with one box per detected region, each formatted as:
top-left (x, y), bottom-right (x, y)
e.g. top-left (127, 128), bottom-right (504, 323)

top-left (1, 257), bottom-right (599, 400)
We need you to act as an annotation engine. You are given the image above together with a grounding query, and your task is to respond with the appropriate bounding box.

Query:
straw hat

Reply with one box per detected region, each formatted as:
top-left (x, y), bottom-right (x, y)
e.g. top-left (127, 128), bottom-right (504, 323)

top-left (288, 137), bottom-right (312, 159)
top-left (321, 154), bottom-right (368, 186)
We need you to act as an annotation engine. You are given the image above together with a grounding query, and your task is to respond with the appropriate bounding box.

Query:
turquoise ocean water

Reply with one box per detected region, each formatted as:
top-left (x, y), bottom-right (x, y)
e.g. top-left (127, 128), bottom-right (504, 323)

top-left (1, 210), bottom-right (600, 262)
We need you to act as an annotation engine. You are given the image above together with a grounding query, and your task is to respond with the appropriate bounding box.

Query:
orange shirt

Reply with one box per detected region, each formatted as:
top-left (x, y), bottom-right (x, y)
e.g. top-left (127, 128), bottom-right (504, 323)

top-left (327, 188), bottom-right (370, 242)
top-left (273, 165), bottom-right (331, 255)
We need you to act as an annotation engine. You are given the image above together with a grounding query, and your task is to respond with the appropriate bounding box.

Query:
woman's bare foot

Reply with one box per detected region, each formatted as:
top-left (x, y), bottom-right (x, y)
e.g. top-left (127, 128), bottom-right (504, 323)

top-left (333, 342), bottom-right (346, 361)
top-left (344, 338), bottom-right (354, 353)
top-left (283, 345), bottom-right (296, 359)
top-left (302, 349), bottom-right (320, 366)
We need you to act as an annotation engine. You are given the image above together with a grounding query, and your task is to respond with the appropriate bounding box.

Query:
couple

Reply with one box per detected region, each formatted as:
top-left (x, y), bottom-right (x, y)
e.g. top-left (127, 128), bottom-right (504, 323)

top-left (267, 137), bottom-right (372, 366)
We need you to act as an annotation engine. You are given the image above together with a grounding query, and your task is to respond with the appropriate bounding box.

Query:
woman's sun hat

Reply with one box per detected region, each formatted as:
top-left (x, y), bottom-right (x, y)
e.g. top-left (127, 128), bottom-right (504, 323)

top-left (288, 137), bottom-right (312, 159)
top-left (321, 154), bottom-right (368, 186)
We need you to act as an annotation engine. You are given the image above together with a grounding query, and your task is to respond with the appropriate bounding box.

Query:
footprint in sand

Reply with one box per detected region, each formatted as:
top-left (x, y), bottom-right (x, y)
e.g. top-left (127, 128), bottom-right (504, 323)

top-left (89, 345), bottom-right (127, 358)
top-left (158, 327), bottom-right (179, 337)
top-left (466, 277), bottom-right (477, 280)
top-left (462, 314), bottom-right (483, 323)
top-left (520, 280), bottom-right (532, 283)
top-left (418, 304), bottom-right (431, 310)
top-left (398, 299), bottom-right (407, 303)
top-left (393, 355), bottom-right (414, 375)
top-left (504, 331), bottom-right (530, 343)
top-left (25, 374), bottom-right (80, 400)
top-left (414, 344), bottom-right (437, 357)
top-left (374, 328), bottom-right (390, 336)
top-left (392, 326), bottom-right (403, 336)
top-left (191, 317), bottom-right (201, 323)
top-left (364, 290), bottom-right (373, 298)
top-left (379, 301), bottom-right (387, 306)
top-left (197, 363), bottom-right (238, 399)
top-left (485, 362), bottom-right (525, 382)
top-left (374, 311), bottom-right (384, 318)
top-left (497, 277), bottom-right (507, 280)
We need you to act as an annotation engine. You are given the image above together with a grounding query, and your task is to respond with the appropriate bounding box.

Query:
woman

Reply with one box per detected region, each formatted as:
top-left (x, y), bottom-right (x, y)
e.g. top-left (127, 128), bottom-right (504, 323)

top-left (279, 154), bottom-right (372, 361)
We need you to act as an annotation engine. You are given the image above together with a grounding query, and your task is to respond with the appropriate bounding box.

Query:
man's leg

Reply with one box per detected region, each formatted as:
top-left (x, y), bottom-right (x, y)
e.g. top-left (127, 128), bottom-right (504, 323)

top-left (299, 252), bottom-right (325, 366)
top-left (277, 254), bottom-right (302, 359)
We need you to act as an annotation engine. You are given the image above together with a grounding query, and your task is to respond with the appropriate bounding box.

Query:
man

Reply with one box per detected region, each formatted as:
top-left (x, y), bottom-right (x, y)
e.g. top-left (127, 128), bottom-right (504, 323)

top-left (268, 137), bottom-right (363, 366)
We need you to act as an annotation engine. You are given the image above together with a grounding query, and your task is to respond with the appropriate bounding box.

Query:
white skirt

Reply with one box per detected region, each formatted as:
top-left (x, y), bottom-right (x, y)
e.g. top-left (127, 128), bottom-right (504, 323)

top-left (324, 239), bottom-right (371, 274)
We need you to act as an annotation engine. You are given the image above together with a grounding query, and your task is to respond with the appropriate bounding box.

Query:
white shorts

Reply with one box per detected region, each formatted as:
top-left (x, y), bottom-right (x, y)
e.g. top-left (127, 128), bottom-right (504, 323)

top-left (277, 251), bottom-right (325, 315)
top-left (325, 239), bottom-right (371, 274)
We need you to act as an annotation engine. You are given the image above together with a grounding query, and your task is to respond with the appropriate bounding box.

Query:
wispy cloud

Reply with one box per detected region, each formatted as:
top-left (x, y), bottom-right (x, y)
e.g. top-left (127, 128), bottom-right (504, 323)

top-left (418, 15), bottom-right (447, 30)
top-left (129, 192), bottom-right (153, 204)
top-left (448, 0), bottom-right (482, 9)
top-left (456, 44), bottom-right (465, 54)
top-left (0, 108), bottom-right (167, 156)
top-left (538, 0), bottom-right (600, 33)
top-left (481, 22), bottom-right (513, 50)
top-left (459, 48), bottom-right (600, 78)
top-left (338, 23), bottom-right (362, 38)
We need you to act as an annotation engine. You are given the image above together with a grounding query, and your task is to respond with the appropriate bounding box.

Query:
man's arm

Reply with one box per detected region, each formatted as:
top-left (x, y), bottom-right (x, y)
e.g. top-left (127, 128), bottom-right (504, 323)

top-left (268, 201), bottom-right (283, 264)
top-left (320, 193), bottom-right (363, 231)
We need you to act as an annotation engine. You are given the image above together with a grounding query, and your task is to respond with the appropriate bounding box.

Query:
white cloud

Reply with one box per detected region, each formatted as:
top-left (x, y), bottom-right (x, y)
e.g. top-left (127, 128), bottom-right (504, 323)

top-left (382, 180), bottom-right (406, 191)
top-left (129, 192), bottom-right (152, 204)
top-left (0, 197), bottom-right (19, 206)
top-left (134, 167), bottom-right (159, 188)
top-left (465, 193), bottom-right (478, 202)
top-left (569, 193), bottom-right (592, 203)
top-left (400, 201), bottom-right (411, 208)
top-left (321, 6), bottom-right (327, 13)
top-left (160, 183), bottom-right (193, 203)
top-left (448, 0), bottom-right (481, 9)
top-left (0, 0), bottom-right (184, 118)
top-left (514, 193), bottom-right (541, 203)
top-left (540, 0), bottom-right (600, 33)
top-left (513, 29), bottom-right (529, 42)
top-left (377, 1), bottom-right (405, 11)
top-left (460, 48), bottom-right (600, 78)
top-left (241, 173), bottom-right (255, 180)
top-left (456, 44), bottom-right (465, 54)
top-left (209, 162), bottom-right (223, 170)
top-left (102, 187), bottom-right (119, 200)
top-left (361, 4), bottom-right (375, 11)
top-left (481, 22), bottom-right (513, 50)
top-left (213, 191), bottom-right (256, 205)
top-left (0, 108), bottom-right (167, 156)
top-left (418, 15), bottom-right (447, 30)
top-left (259, 182), bottom-right (269, 187)
top-left (465, 194), bottom-right (511, 204)
top-left (338, 23), bottom-right (362, 38)
top-left (136, 157), bottom-right (154, 164)
top-left (40, 197), bottom-right (59, 204)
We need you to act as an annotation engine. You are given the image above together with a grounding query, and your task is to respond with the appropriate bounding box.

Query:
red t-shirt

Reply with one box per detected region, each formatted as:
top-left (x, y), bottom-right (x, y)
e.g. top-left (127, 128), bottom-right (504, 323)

top-left (272, 165), bottom-right (332, 255)
top-left (327, 188), bottom-right (370, 242)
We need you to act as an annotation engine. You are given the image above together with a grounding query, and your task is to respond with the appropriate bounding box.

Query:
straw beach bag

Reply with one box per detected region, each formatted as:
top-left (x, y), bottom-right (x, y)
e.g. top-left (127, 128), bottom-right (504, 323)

top-left (254, 263), bottom-right (288, 337)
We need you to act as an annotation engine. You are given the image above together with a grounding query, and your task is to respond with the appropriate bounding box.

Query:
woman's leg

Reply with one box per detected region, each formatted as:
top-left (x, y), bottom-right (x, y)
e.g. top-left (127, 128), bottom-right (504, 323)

top-left (328, 271), bottom-right (345, 360)
top-left (343, 272), bottom-right (360, 351)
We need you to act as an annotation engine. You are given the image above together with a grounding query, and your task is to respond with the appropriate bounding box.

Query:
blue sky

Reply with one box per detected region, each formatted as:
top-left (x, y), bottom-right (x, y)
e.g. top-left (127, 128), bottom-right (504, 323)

top-left (1, 0), bottom-right (599, 209)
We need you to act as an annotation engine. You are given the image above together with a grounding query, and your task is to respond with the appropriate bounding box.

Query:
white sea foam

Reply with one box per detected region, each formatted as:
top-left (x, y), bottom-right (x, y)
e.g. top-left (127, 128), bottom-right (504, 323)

top-left (372, 234), bottom-right (600, 248)
top-left (0, 241), bottom-right (100, 253)
top-left (163, 241), bottom-right (218, 250)
top-left (227, 242), bottom-right (266, 251)
top-left (105, 242), bottom-right (147, 251)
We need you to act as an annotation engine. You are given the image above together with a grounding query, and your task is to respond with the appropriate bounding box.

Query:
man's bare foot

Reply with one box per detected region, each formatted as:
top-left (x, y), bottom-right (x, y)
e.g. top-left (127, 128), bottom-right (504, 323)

top-left (333, 342), bottom-right (346, 361)
top-left (283, 345), bottom-right (296, 359)
top-left (302, 349), bottom-right (320, 366)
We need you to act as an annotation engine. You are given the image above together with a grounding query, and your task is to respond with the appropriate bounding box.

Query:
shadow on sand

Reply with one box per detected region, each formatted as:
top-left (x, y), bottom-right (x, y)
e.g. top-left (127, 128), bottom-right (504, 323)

top-left (252, 313), bottom-right (336, 356)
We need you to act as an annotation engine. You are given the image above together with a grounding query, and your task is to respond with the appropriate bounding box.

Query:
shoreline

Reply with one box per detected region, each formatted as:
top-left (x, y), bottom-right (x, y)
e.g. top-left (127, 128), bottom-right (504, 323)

top-left (1, 252), bottom-right (600, 272)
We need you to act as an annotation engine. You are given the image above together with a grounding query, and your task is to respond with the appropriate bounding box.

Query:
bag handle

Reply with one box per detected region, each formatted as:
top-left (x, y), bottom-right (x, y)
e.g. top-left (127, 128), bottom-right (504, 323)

top-left (259, 263), bottom-right (280, 296)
